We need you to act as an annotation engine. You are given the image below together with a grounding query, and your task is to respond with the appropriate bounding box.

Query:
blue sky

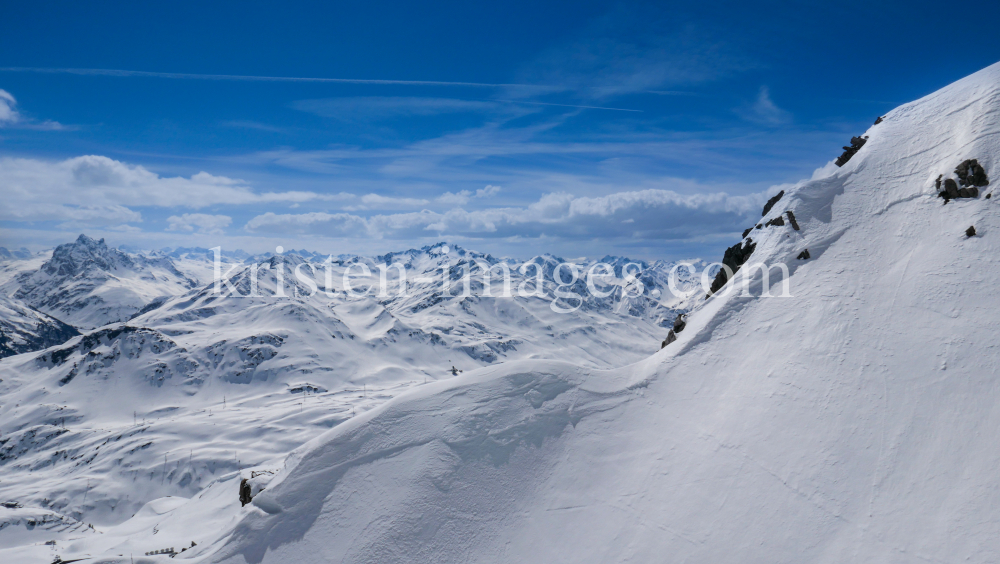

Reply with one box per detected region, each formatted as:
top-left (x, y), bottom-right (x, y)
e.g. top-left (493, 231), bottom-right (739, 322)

top-left (2, 0), bottom-right (999, 260)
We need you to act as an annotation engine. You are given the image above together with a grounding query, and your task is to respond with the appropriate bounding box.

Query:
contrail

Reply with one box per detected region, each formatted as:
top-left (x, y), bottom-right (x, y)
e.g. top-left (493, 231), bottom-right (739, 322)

top-left (495, 99), bottom-right (642, 113)
top-left (0, 66), bottom-right (551, 90)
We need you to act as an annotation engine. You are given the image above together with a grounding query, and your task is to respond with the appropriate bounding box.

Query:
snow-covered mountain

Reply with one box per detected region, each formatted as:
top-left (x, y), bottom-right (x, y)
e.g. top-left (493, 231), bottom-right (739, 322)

top-left (0, 236), bottom-right (700, 560)
top-left (5, 59), bottom-right (997, 564)
top-left (0, 297), bottom-right (79, 359)
top-left (4, 235), bottom-right (201, 330)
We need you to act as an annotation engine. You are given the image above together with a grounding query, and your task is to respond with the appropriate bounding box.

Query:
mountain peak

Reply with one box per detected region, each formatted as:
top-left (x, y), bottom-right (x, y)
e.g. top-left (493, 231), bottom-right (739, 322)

top-left (42, 233), bottom-right (133, 277)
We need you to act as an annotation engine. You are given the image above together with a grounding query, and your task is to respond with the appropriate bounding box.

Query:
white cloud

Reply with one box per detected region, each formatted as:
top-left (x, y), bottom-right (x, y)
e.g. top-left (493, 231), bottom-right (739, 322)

top-left (0, 155), bottom-right (353, 227)
top-left (342, 193), bottom-right (431, 211)
top-left (437, 185), bottom-right (501, 206)
top-left (166, 213), bottom-right (233, 234)
top-left (476, 185), bottom-right (501, 198)
top-left (745, 86), bottom-right (792, 125)
top-left (245, 186), bottom-right (765, 242)
top-left (436, 190), bottom-right (471, 205)
top-left (0, 89), bottom-right (20, 125)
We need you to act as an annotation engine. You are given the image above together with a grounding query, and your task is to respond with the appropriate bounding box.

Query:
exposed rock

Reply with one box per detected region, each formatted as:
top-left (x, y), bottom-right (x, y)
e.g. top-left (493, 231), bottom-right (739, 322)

top-left (742, 228), bottom-right (753, 239)
top-left (874, 116), bottom-right (884, 125)
top-left (940, 160), bottom-right (990, 202)
top-left (673, 314), bottom-right (686, 333)
top-left (797, 249), bottom-right (811, 260)
top-left (987, 193), bottom-right (993, 199)
top-left (661, 330), bottom-right (677, 349)
top-left (835, 136), bottom-right (868, 167)
top-left (765, 215), bottom-right (785, 227)
top-left (945, 178), bottom-right (960, 199)
top-left (240, 478), bottom-right (252, 506)
top-left (786, 211), bottom-right (800, 231)
top-left (967, 226), bottom-right (977, 238)
top-left (762, 191), bottom-right (785, 217)
top-left (709, 238), bottom-right (757, 295)
top-left (956, 159), bottom-right (990, 187)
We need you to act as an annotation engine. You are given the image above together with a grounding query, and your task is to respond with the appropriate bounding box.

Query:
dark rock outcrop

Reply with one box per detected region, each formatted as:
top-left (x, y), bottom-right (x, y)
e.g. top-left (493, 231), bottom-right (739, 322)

top-left (709, 238), bottom-right (757, 295)
top-left (786, 211), bottom-right (800, 231)
top-left (765, 215), bottom-right (785, 227)
top-left (939, 160), bottom-right (988, 202)
top-left (240, 478), bottom-right (252, 506)
top-left (967, 226), bottom-right (976, 238)
top-left (762, 191), bottom-right (785, 217)
top-left (661, 330), bottom-right (677, 349)
top-left (943, 178), bottom-right (960, 200)
top-left (673, 314), bottom-right (686, 333)
top-left (874, 116), bottom-right (884, 125)
top-left (956, 159), bottom-right (989, 187)
top-left (797, 249), bottom-right (811, 260)
top-left (835, 136), bottom-right (868, 167)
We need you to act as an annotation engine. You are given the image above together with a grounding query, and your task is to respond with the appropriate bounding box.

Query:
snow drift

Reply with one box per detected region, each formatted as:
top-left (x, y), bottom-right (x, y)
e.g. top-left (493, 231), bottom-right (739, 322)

top-left (200, 62), bottom-right (1000, 563)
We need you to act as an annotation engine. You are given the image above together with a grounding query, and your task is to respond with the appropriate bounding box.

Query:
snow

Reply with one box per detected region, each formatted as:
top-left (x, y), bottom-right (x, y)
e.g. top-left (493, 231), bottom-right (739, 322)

top-left (200, 62), bottom-right (1000, 562)
top-left (0, 235), bottom-right (696, 562)
top-left (2, 60), bottom-right (999, 563)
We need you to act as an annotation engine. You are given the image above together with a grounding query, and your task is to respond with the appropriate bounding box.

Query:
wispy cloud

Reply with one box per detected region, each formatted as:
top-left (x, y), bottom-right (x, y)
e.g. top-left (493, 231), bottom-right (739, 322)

top-left (0, 89), bottom-right (72, 130)
top-left (293, 97), bottom-right (502, 120)
top-left (436, 185), bottom-right (502, 206)
top-left (513, 18), bottom-right (757, 99)
top-left (0, 89), bottom-right (20, 125)
top-left (166, 213), bottom-right (232, 234)
top-left (743, 86), bottom-right (792, 125)
top-left (494, 99), bottom-right (642, 112)
top-left (220, 120), bottom-right (289, 133)
top-left (0, 66), bottom-right (552, 90)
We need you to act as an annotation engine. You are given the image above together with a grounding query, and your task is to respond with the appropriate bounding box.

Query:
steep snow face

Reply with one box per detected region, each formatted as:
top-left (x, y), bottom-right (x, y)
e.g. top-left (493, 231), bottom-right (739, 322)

top-left (162, 63), bottom-right (1000, 564)
top-left (0, 297), bottom-right (79, 358)
top-left (6, 235), bottom-right (200, 329)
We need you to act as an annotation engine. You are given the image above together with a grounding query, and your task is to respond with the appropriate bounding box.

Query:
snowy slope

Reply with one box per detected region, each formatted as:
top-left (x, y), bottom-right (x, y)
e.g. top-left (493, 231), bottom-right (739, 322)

top-left (142, 62), bottom-right (1000, 564)
top-left (0, 242), bottom-right (698, 561)
top-left (0, 296), bottom-right (79, 358)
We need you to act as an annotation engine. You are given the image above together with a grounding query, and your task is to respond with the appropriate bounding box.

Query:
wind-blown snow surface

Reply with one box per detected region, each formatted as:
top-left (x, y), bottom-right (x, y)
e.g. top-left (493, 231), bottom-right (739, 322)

top-left (172, 64), bottom-right (1000, 563)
